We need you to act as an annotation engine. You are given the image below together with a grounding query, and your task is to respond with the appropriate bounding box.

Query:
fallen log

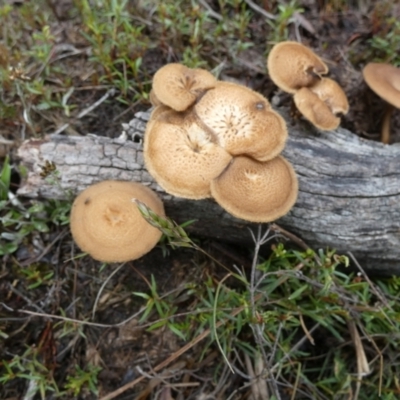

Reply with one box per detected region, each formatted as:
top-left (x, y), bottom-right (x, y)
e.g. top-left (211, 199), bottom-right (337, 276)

top-left (17, 109), bottom-right (400, 275)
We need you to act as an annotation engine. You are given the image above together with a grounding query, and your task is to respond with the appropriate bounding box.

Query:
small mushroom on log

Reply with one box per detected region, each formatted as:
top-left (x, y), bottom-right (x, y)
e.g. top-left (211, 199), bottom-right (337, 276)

top-left (16, 109), bottom-right (400, 276)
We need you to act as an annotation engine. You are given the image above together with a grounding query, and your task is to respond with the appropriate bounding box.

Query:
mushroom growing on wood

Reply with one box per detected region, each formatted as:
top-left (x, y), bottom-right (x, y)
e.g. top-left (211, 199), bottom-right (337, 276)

top-left (144, 110), bottom-right (232, 199)
top-left (362, 62), bottom-right (400, 144)
top-left (194, 81), bottom-right (288, 162)
top-left (70, 181), bottom-right (164, 262)
top-left (267, 41), bottom-right (328, 94)
top-left (151, 63), bottom-right (217, 111)
top-left (293, 78), bottom-right (349, 130)
top-left (210, 155), bottom-right (298, 223)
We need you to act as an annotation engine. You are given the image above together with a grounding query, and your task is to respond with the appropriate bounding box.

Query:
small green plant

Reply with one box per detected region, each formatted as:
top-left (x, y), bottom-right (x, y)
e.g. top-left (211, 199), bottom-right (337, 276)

top-left (64, 364), bottom-right (102, 397)
top-left (0, 197), bottom-right (71, 256)
top-left (0, 155), bottom-right (11, 201)
top-left (266, 1), bottom-right (305, 46)
top-left (350, 2), bottom-right (400, 67)
top-left (367, 20), bottom-right (400, 66)
top-left (0, 346), bottom-right (60, 399)
top-left (19, 264), bottom-right (54, 289)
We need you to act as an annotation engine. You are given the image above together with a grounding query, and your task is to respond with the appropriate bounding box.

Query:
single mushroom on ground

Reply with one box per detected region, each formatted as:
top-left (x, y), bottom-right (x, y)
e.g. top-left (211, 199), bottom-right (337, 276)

top-left (150, 63), bottom-right (217, 112)
top-left (293, 78), bottom-right (349, 130)
top-left (210, 155), bottom-right (298, 223)
top-left (194, 81), bottom-right (288, 162)
top-left (362, 62), bottom-right (400, 144)
top-left (144, 109), bottom-right (232, 199)
top-left (70, 180), bottom-right (164, 262)
top-left (267, 41), bottom-right (328, 94)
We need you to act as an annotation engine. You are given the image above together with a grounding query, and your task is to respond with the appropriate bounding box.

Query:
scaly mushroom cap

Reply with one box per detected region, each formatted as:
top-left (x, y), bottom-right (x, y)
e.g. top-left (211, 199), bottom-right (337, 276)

top-left (70, 181), bottom-right (164, 263)
top-left (310, 77), bottom-right (349, 115)
top-left (362, 63), bottom-right (400, 108)
top-left (210, 155), bottom-right (298, 223)
top-left (144, 111), bottom-right (232, 199)
top-left (293, 87), bottom-right (341, 130)
top-left (152, 63), bottom-right (217, 112)
top-left (194, 81), bottom-right (288, 162)
top-left (267, 41), bottom-right (328, 94)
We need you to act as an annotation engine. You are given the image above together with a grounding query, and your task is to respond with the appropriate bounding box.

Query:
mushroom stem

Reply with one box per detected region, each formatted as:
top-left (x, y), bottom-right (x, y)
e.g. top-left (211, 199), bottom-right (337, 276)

top-left (381, 103), bottom-right (394, 144)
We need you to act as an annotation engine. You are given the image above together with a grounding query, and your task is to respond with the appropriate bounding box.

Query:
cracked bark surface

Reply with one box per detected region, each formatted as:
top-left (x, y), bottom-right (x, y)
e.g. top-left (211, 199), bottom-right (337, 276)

top-left (17, 109), bottom-right (400, 275)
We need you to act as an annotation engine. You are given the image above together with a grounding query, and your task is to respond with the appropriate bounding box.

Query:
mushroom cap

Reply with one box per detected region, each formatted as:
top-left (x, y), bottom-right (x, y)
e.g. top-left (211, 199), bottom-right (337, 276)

top-left (310, 77), bottom-right (349, 115)
top-left (210, 155), bottom-right (298, 223)
top-left (194, 81), bottom-right (288, 161)
top-left (362, 63), bottom-right (400, 108)
top-left (144, 110), bottom-right (232, 199)
top-left (267, 41), bottom-right (328, 94)
top-left (70, 181), bottom-right (164, 263)
top-left (293, 87), bottom-right (341, 130)
top-left (152, 63), bottom-right (217, 112)
top-left (149, 89), bottom-right (162, 107)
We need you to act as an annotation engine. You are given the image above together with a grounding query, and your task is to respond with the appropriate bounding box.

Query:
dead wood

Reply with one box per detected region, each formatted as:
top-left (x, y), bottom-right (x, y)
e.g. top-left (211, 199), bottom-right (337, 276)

top-left (16, 109), bottom-right (400, 275)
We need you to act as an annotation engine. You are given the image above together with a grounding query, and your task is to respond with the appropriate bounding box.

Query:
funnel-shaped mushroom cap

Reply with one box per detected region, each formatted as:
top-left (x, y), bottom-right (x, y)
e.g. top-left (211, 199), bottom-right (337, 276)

top-left (362, 63), bottom-right (400, 108)
top-left (70, 181), bottom-right (164, 263)
top-left (310, 78), bottom-right (349, 115)
top-left (144, 111), bottom-right (232, 199)
top-left (210, 156), bottom-right (298, 222)
top-left (194, 81), bottom-right (288, 161)
top-left (293, 87), bottom-right (341, 130)
top-left (152, 63), bottom-right (217, 112)
top-left (267, 41), bottom-right (328, 94)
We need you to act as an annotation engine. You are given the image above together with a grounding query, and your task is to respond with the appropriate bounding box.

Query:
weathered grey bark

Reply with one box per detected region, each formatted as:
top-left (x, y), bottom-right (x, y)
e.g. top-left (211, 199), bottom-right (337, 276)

top-left (17, 109), bottom-right (400, 275)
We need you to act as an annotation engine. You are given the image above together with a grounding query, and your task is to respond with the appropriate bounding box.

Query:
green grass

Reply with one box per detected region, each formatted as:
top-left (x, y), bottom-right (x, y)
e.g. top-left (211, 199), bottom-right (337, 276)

top-left (132, 202), bottom-right (400, 399)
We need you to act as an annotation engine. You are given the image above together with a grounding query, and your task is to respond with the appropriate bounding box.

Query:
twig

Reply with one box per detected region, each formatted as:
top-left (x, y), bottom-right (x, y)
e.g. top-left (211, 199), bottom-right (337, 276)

top-left (98, 303), bottom-right (250, 400)
top-left (92, 262), bottom-right (126, 319)
top-left (270, 223), bottom-right (313, 254)
top-left (198, 0), bottom-right (223, 21)
top-left (18, 308), bottom-right (144, 328)
top-left (243, 0), bottom-right (276, 20)
top-left (271, 323), bottom-right (320, 373)
top-left (248, 225), bottom-right (282, 400)
top-left (347, 252), bottom-right (391, 309)
top-left (347, 319), bottom-right (370, 400)
top-left (7, 283), bottom-right (47, 314)
top-left (50, 88), bottom-right (117, 135)
top-left (299, 312), bottom-right (315, 345)
top-left (19, 229), bottom-right (68, 267)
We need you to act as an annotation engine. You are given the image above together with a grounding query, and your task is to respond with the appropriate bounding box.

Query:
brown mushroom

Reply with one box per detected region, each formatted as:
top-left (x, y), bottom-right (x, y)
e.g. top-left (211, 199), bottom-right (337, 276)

top-left (210, 155), bottom-right (298, 223)
top-left (362, 62), bottom-right (400, 144)
top-left (267, 41), bottom-right (328, 94)
top-left (151, 63), bottom-right (217, 112)
top-left (293, 78), bottom-right (349, 130)
top-left (194, 81), bottom-right (288, 161)
top-left (144, 110), bottom-right (232, 199)
top-left (70, 181), bottom-right (164, 262)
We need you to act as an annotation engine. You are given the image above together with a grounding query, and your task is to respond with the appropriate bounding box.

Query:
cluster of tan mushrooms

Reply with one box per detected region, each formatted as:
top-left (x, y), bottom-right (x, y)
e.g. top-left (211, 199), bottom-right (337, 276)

top-left (267, 41), bottom-right (349, 131)
top-left (143, 63), bottom-right (298, 224)
top-left (69, 40), bottom-right (400, 263)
